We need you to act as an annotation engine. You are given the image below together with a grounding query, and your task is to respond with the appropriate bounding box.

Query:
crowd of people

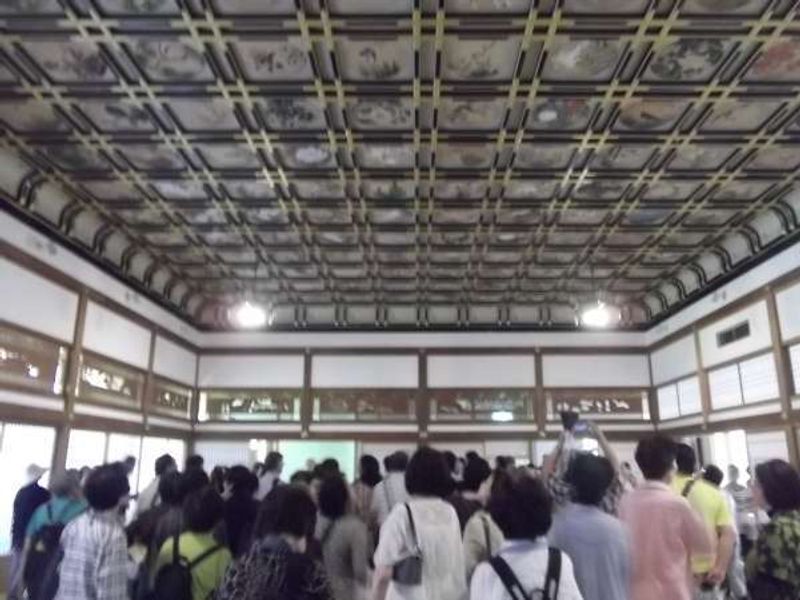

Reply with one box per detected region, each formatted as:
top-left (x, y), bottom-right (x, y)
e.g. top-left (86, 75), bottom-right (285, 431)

top-left (7, 428), bottom-right (800, 600)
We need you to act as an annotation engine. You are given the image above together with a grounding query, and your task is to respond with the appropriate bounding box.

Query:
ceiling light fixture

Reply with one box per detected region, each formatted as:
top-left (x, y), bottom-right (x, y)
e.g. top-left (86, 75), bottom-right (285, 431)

top-left (231, 301), bottom-right (270, 329)
top-left (580, 300), bottom-right (621, 329)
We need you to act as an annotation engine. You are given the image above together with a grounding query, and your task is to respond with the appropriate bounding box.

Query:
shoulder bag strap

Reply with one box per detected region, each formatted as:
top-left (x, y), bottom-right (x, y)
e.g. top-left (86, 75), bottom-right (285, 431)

top-left (482, 513), bottom-right (492, 557)
top-left (404, 503), bottom-right (420, 553)
top-left (172, 532), bottom-right (181, 565)
top-left (188, 544), bottom-right (224, 570)
top-left (489, 556), bottom-right (531, 600)
top-left (542, 547), bottom-right (561, 600)
top-left (46, 502), bottom-right (53, 524)
top-left (681, 479), bottom-right (697, 498)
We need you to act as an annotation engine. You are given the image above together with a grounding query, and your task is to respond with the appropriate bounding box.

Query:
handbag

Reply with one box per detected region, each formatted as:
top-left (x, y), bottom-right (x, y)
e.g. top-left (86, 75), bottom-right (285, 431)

top-left (489, 547), bottom-right (562, 600)
top-left (392, 503), bottom-right (423, 585)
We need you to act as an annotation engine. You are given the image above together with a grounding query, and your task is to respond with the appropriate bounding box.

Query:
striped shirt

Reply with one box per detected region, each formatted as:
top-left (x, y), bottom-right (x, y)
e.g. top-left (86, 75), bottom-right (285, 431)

top-left (55, 509), bottom-right (128, 600)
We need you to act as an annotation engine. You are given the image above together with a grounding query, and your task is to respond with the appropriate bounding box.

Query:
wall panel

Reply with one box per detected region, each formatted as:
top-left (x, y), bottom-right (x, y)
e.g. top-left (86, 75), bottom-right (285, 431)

top-left (777, 281), bottom-right (800, 342)
top-left (543, 354), bottom-right (650, 388)
top-left (198, 355), bottom-right (304, 388)
top-left (153, 336), bottom-right (197, 386)
top-left (0, 258), bottom-right (78, 342)
top-left (699, 301), bottom-right (772, 368)
top-left (427, 355), bottom-right (535, 388)
top-left (651, 335), bottom-right (697, 385)
top-left (82, 301), bottom-right (151, 369)
top-left (312, 355), bottom-right (418, 388)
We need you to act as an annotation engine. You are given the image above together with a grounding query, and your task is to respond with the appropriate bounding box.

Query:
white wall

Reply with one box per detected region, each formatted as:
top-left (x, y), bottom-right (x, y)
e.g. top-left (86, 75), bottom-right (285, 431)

top-left (427, 355), bottom-right (535, 388)
top-left (198, 354), bottom-right (304, 388)
top-left (153, 336), bottom-right (197, 386)
top-left (312, 355), bottom-right (418, 388)
top-left (650, 335), bottom-right (697, 385)
top-left (543, 354), bottom-right (651, 387)
top-left (747, 431), bottom-right (790, 465)
top-left (698, 301), bottom-right (772, 368)
top-left (777, 281), bottom-right (800, 342)
top-left (0, 258), bottom-right (78, 343)
top-left (82, 301), bottom-right (151, 369)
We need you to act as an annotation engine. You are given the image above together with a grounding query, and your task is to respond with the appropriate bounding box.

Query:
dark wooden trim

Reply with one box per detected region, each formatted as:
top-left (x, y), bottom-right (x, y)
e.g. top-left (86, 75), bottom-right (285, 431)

top-left (693, 325), bottom-right (711, 431)
top-left (534, 350), bottom-right (545, 434)
top-left (197, 349), bottom-right (307, 357)
top-left (301, 350), bottom-right (312, 437)
top-left (766, 287), bottom-right (798, 466)
top-left (417, 350), bottom-right (428, 440)
top-left (0, 318), bottom-right (74, 349)
top-left (142, 331), bottom-right (157, 431)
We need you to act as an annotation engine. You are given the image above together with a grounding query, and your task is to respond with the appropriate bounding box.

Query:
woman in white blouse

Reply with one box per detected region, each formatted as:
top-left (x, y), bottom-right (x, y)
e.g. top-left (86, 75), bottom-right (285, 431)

top-left (371, 447), bottom-right (467, 600)
top-left (470, 475), bottom-right (583, 600)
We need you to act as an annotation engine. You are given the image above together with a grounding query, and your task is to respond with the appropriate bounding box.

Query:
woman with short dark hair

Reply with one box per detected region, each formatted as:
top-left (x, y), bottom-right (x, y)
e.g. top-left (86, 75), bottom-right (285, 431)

top-left (372, 446), bottom-right (467, 600)
top-left (469, 475), bottom-right (583, 600)
top-left (317, 475), bottom-right (370, 600)
top-left (217, 485), bottom-right (333, 600)
top-left (746, 459), bottom-right (800, 600)
top-left (352, 455), bottom-right (382, 527)
top-left (223, 466), bottom-right (260, 557)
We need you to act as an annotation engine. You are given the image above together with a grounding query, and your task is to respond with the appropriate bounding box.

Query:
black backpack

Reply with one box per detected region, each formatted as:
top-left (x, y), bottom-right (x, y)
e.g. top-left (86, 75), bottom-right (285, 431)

top-left (24, 503), bottom-right (77, 600)
top-left (153, 533), bottom-right (224, 600)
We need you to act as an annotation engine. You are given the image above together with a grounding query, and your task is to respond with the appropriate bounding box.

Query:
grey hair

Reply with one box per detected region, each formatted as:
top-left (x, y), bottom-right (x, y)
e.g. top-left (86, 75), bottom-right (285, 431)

top-left (50, 470), bottom-right (81, 497)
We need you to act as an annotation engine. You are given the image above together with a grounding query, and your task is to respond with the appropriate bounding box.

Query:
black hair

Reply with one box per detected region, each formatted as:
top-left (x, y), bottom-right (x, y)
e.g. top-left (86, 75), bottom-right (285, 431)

top-left (256, 484), bottom-right (317, 539)
top-left (154, 454), bottom-right (176, 477)
top-left (124, 455), bottom-right (136, 467)
top-left (227, 465), bottom-right (259, 496)
top-left (703, 465), bottom-right (724, 487)
top-left (290, 470), bottom-right (313, 486)
top-left (384, 451), bottom-right (409, 473)
top-left (209, 466), bottom-right (227, 494)
top-left (318, 458), bottom-right (340, 478)
top-left (263, 451), bottom-right (283, 474)
top-left (635, 435), bottom-right (677, 481)
top-left (675, 443), bottom-right (696, 475)
top-left (465, 451), bottom-right (481, 463)
top-left (405, 446), bottom-right (451, 498)
top-left (158, 471), bottom-right (185, 506)
top-left (566, 453), bottom-right (614, 506)
top-left (462, 457), bottom-right (491, 493)
top-left (183, 487), bottom-right (224, 533)
top-left (359, 455), bottom-right (382, 488)
top-left (185, 455), bottom-right (204, 471)
top-left (443, 451), bottom-right (457, 472)
top-left (85, 464), bottom-right (130, 511)
top-left (495, 456), bottom-right (514, 470)
top-left (318, 475), bottom-right (349, 520)
top-left (181, 468), bottom-right (210, 497)
top-left (755, 459), bottom-right (800, 512)
top-left (488, 476), bottom-right (552, 540)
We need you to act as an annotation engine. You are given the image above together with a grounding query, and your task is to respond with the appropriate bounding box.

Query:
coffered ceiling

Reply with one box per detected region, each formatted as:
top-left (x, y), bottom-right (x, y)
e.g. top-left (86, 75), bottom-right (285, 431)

top-left (1, 0), bottom-right (799, 330)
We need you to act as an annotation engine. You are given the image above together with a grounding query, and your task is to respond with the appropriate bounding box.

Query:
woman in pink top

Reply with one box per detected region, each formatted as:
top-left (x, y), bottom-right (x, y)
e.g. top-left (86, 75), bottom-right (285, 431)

top-left (618, 436), bottom-right (712, 600)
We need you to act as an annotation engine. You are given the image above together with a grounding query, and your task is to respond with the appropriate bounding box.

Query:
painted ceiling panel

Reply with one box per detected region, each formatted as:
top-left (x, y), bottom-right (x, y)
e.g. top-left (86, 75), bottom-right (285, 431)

top-left (0, 0), bottom-right (798, 330)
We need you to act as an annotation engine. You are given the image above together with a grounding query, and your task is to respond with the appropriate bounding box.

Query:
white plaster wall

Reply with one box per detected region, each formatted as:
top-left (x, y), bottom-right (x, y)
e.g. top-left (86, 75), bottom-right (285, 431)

top-left (312, 355), bottom-right (418, 388)
top-left (427, 355), bottom-right (535, 388)
top-left (153, 336), bottom-right (197, 386)
top-left (698, 301), bottom-right (772, 368)
top-left (543, 354), bottom-right (651, 387)
top-left (198, 354), bottom-right (305, 388)
top-left (82, 301), bottom-right (151, 369)
top-left (650, 335), bottom-right (697, 385)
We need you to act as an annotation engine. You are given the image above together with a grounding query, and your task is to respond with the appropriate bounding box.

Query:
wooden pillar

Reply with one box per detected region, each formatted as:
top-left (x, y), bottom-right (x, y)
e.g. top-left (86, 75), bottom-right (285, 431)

top-left (765, 287), bottom-right (799, 466)
top-left (52, 289), bottom-right (89, 476)
top-left (692, 325), bottom-right (711, 430)
top-left (300, 350), bottom-right (313, 437)
top-left (142, 331), bottom-right (157, 433)
top-left (534, 350), bottom-right (546, 435)
top-left (417, 351), bottom-right (428, 443)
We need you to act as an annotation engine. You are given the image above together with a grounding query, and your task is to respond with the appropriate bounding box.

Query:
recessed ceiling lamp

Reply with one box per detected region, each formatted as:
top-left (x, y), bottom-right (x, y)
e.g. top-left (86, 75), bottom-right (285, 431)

top-left (231, 300), bottom-right (272, 329)
top-left (580, 300), bottom-right (621, 329)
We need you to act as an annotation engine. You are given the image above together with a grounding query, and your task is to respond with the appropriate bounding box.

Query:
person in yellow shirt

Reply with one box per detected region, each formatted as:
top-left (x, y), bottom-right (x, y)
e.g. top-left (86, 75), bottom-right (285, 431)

top-left (672, 444), bottom-right (736, 599)
top-left (157, 486), bottom-right (232, 600)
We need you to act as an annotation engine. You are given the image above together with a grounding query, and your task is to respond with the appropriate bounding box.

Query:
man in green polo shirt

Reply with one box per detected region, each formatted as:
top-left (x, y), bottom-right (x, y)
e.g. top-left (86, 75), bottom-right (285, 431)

top-left (672, 443), bottom-right (736, 599)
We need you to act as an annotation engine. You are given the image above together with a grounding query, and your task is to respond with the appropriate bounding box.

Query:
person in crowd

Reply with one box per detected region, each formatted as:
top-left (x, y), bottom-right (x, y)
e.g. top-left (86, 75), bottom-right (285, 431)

top-left (620, 461), bottom-right (639, 491)
top-left (256, 451), bottom-right (284, 500)
top-left (546, 422), bottom-right (624, 514)
top-left (223, 466), bottom-right (260, 557)
top-left (702, 465), bottom-right (748, 600)
top-left (123, 455), bottom-right (137, 477)
top-left (550, 453), bottom-right (630, 600)
top-left (55, 464), bottom-right (130, 600)
top-left (745, 459), bottom-right (800, 600)
top-left (443, 451), bottom-right (461, 489)
top-left (25, 470), bottom-right (86, 540)
top-left (210, 466), bottom-right (227, 495)
top-left (672, 443), bottom-right (736, 597)
top-left (470, 474), bottom-right (583, 600)
top-left (217, 484), bottom-right (333, 600)
top-left (725, 464), bottom-right (757, 557)
top-left (136, 454), bottom-right (177, 518)
top-left (9, 463), bottom-right (50, 600)
top-left (182, 467), bottom-right (211, 497)
top-left (352, 454), bottom-right (382, 527)
top-left (370, 451), bottom-right (409, 528)
top-left (618, 435), bottom-right (712, 600)
top-left (290, 470), bottom-right (313, 489)
top-left (449, 456), bottom-right (491, 531)
top-left (317, 475), bottom-right (370, 600)
top-left (462, 468), bottom-right (508, 581)
top-left (157, 487), bottom-right (232, 600)
top-left (494, 456), bottom-right (514, 473)
top-left (147, 471), bottom-right (187, 573)
top-left (186, 455), bottom-right (205, 473)
top-left (372, 447), bottom-right (467, 600)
